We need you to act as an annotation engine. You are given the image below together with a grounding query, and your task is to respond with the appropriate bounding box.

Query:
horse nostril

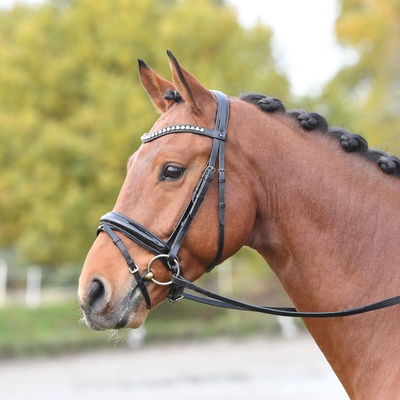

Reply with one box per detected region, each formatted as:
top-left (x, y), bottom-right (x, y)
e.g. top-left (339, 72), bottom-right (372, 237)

top-left (87, 279), bottom-right (106, 311)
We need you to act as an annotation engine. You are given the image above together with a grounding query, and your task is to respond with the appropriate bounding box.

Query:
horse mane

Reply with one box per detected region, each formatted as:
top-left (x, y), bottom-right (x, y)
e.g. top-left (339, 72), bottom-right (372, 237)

top-left (240, 93), bottom-right (400, 178)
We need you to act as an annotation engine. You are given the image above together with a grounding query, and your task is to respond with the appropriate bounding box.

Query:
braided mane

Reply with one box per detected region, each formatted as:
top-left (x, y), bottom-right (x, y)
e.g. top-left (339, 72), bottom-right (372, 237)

top-left (240, 93), bottom-right (400, 178)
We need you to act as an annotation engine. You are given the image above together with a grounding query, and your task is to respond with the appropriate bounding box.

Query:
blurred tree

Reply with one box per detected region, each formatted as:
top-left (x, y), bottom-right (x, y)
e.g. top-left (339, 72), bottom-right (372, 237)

top-left (314, 0), bottom-right (400, 152)
top-left (0, 0), bottom-right (289, 265)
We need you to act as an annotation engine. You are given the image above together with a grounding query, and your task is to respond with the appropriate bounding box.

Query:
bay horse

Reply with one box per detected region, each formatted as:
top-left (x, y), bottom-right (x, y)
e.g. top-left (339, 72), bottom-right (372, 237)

top-left (78, 51), bottom-right (400, 399)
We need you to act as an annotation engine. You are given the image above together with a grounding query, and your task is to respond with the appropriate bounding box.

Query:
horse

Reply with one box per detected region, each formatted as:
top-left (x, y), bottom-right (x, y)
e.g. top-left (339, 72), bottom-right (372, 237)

top-left (78, 51), bottom-right (400, 399)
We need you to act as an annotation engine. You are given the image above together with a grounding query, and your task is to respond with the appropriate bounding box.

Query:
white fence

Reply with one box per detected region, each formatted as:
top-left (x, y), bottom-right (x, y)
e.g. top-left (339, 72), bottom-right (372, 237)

top-left (0, 259), bottom-right (80, 308)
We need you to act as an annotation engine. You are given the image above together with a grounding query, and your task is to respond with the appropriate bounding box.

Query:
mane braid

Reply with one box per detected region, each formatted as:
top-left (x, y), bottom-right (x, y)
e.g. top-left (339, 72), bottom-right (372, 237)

top-left (287, 110), bottom-right (328, 132)
top-left (328, 127), bottom-right (368, 154)
top-left (239, 92), bottom-right (400, 180)
top-left (365, 150), bottom-right (400, 176)
top-left (240, 93), bottom-right (286, 112)
top-left (164, 89), bottom-right (182, 103)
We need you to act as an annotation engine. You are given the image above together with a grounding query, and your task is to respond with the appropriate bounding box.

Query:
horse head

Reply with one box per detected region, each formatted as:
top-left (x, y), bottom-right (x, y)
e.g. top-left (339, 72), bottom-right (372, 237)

top-left (78, 51), bottom-right (256, 330)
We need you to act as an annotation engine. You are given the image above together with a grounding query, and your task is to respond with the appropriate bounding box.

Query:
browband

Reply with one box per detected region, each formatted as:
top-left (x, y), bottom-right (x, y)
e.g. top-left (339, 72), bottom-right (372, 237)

top-left (141, 124), bottom-right (227, 143)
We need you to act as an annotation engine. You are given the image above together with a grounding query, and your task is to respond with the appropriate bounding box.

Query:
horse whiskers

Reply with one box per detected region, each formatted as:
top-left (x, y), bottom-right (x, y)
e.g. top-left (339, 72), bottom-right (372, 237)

top-left (108, 329), bottom-right (128, 345)
top-left (76, 306), bottom-right (87, 326)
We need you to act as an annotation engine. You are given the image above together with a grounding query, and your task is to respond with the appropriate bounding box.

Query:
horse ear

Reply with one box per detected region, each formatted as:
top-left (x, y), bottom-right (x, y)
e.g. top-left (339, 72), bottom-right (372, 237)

top-left (138, 59), bottom-right (176, 113)
top-left (167, 50), bottom-right (214, 115)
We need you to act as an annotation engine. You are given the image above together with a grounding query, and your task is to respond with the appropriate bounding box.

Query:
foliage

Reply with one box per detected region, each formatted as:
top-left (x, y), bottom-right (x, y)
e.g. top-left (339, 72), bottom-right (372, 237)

top-left (0, 301), bottom-right (111, 357)
top-left (313, 0), bottom-right (400, 152)
top-left (0, 0), bottom-right (289, 265)
top-left (6, 0), bottom-right (399, 268)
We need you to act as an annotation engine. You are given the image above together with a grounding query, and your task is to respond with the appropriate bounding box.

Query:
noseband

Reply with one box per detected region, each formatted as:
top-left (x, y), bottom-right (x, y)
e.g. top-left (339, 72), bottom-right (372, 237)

top-left (97, 90), bottom-right (230, 309)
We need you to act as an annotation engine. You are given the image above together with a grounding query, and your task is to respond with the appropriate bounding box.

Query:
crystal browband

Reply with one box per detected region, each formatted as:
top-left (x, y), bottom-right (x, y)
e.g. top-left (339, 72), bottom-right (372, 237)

top-left (141, 124), bottom-right (227, 143)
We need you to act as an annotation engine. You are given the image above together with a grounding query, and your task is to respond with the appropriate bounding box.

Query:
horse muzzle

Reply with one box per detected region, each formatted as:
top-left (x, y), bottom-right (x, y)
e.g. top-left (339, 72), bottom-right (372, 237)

top-left (78, 272), bottom-right (149, 330)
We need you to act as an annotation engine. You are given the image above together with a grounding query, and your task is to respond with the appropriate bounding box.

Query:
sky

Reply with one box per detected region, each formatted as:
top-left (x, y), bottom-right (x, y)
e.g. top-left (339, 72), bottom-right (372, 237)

top-left (0, 0), bottom-right (357, 96)
top-left (227, 0), bottom-right (357, 96)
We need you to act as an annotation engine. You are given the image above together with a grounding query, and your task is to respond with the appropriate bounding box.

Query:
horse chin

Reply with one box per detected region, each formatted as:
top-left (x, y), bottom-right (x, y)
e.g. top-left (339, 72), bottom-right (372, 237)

top-left (80, 285), bottom-right (148, 331)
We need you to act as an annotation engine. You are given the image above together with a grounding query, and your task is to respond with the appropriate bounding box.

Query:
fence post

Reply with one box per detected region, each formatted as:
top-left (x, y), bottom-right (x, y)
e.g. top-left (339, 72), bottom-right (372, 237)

top-left (0, 259), bottom-right (7, 307)
top-left (26, 265), bottom-right (42, 308)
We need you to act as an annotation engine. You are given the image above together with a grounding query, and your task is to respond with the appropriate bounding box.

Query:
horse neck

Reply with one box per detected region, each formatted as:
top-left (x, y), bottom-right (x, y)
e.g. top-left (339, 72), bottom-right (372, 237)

top-left (230, 102), bottom-right (400, 397)
top-left (242, 115), bottom-right (400, 302)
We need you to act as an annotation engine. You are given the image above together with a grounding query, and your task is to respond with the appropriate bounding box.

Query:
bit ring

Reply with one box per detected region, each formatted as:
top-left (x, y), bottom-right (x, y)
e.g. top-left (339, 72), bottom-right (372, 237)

top-left (146, 254), bottom-right (180, 286)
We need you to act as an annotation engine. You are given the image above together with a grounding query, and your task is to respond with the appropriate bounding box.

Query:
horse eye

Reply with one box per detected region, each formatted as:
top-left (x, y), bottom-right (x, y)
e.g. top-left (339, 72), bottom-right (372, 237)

top-left (162, 165), bottom-right (185, 180)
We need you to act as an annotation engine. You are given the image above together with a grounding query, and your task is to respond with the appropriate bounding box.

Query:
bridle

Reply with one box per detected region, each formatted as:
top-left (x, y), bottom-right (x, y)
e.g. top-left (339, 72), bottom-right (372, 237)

top-left (98, 90), bottom-right (229, 309)
top-left (97, 90), bottom-right (400, 319)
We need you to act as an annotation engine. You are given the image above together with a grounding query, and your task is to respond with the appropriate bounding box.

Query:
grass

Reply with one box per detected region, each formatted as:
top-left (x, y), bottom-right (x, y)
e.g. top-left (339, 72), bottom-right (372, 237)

top-left (0, 301), bottom-right (112, 358)
top-left (0, 298), bottom-right (293, 359)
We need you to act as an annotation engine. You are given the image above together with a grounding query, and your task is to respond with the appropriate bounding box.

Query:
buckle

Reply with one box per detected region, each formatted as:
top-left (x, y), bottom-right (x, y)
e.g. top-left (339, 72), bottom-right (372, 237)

top-left (127, 260), bottom-right (139, 274)
top-left (168, 284), bottom-right (184, 303)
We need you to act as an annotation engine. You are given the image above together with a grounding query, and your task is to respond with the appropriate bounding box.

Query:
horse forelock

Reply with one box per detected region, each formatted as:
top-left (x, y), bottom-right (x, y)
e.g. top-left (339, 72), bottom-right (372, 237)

top-left (240, 93), bottom-right (400, 179)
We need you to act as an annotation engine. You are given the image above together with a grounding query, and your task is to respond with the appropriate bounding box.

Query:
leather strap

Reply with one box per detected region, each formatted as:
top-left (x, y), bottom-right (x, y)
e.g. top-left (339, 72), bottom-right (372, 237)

top-left (166, 90), bottom-right (228, 271)
top-left (171, 274), bottom-right (400, 318)
top-left (100, 224), bottom-right (152, 309)
top-left (99, 211), bottom-right (170, 256)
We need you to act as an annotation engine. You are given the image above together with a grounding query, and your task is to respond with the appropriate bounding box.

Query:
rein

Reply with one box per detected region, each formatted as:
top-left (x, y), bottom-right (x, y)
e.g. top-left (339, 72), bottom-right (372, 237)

top-left (171, 275), bottom-right (400, 318)
top-left (98, 89), bottom-right (400, 318)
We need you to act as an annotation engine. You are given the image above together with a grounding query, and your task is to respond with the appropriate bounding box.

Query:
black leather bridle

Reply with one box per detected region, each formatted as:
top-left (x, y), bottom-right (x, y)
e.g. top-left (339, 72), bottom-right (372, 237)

top-left (98, 90), bottom-right (229, 309)
top-left (97, 89), bottom-right (400, 318)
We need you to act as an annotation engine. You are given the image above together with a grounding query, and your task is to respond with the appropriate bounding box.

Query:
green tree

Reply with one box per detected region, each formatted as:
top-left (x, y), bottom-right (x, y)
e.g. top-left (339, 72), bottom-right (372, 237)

top-left (0, 0), bottom-right (289, 265)
top-left (315, 0), bottom-right (400, 151)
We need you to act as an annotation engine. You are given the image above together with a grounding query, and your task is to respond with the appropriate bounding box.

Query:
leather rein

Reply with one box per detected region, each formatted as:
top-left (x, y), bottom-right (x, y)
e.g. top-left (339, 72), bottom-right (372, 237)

top-left (98, 90), bottom-right (400, 319)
